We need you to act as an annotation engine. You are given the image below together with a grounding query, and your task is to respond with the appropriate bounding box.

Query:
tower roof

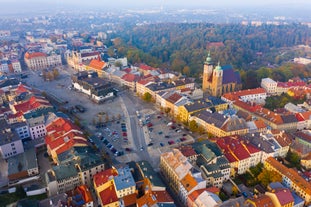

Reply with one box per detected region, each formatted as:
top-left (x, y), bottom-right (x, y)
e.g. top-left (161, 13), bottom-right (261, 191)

top-left (215, 62), bottom-right (222, 71)
top-left (205, 52), bottom-right (212, 65)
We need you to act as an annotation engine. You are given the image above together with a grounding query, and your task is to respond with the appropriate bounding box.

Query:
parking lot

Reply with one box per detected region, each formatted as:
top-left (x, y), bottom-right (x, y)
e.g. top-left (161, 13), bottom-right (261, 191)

top-left (24, 66), bottom-right (194, 168)
top-left (138, 109), bottom-right (194, 150)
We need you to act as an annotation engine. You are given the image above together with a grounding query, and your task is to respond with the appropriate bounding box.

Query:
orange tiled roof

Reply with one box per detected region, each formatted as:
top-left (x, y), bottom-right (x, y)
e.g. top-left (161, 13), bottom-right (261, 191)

top-left (76, 185), bottom-right (93, 203)
top-left (180, 173), bottom-right (198, 192)
top-left (89, 59), bottom-right (106, 70)
top-left (136, 191), bottom-right (158, 207)
top-left (265, 157), bottom-right (311, 195)
top-left (254, 120), bottom-right (267, 129)
top-left (166, 93), bottom-right (182, 104)
top-left (247, 194), bottom-right (274, 207)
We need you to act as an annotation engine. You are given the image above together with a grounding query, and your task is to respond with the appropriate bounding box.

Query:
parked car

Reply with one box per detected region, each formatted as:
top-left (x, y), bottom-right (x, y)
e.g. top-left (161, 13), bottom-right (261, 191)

top-left (75, 104), bottom-right (85, 113)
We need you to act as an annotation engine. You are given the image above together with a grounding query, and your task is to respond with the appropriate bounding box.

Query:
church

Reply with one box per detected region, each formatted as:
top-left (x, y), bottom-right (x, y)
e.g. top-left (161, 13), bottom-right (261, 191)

top-left (202, 53), bottom-right (242, 97)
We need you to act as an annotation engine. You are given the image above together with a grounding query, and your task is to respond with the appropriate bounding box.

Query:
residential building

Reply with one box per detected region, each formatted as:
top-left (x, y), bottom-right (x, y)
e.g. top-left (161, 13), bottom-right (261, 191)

top-left (71, 71), bottom-right (116, 103)
top-left (0, 119), bottom-right (24, 159)
top-left (264, 157), bottom-right (311, 204)
top-left (45, 164), bottom-right (82, 196)
top-left (160, 149), bottom-right (206, 206)
top-left (192, 140), bottom-right (231, 188)
top-left (202, 53), bottom-right (242, 97)
top-left (187, 189), bottom-right (222, 207)
top-left (265, 188), bottom-right (294, 207)
top-left (245, 194), bottom-right (274, 207)
top-left (45, 117), bottom-right (88, 163)
top-left (261, 78), bottom-right (277, 95)
top-left (24, 52), bottom-right (61, 70)
top-left (7, 148), bottom-right (39, 181)
top-left (57, 146), bottom-right (107, 186)
top-left (191, 111), bottom-right (249, 137)
top-left (215, 136), bottom-right (261, 175)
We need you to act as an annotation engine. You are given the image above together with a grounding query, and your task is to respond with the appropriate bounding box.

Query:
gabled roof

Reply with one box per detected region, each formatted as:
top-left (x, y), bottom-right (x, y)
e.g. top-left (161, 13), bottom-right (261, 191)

top-left (273, 188), bottom-right (294, 206)
top-left (166, 93), bottom-right (182, 104)
top-left (180, 173), bottom-right (198, 192)
top-left (89, 58), bottom-right (106, 70)
top-left (93, 168), bottom-right (118, 187)
top-left (99, 185), bottom-right (118, 205)
top-left (24, 52), bottom-right (47, 59)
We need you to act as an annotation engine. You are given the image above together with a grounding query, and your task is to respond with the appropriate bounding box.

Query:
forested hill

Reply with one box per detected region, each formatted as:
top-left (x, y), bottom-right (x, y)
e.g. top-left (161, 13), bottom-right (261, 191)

top-left (107, 23), bottom-right (311, 87)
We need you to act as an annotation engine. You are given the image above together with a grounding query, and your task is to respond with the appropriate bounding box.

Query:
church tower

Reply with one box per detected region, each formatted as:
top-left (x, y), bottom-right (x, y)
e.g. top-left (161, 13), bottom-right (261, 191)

top-left (202, 52), bottom-right (213, 92)
top-left (212, 62), bottom-right (223, 97)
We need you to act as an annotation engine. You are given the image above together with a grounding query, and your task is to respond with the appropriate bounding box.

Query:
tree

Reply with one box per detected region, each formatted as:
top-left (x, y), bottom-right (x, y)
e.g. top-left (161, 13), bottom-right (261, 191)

top-left (52, 68), bottom-right (60, 79)
top-left (286, 150), bottom-right (301, 168)
top-left (232, 186), bottom-right (239, 196)
top-left (142, 92), bottom-right (152, 102)
top-left (258, 169), bottom-right (282, 187)
top-left (188, 120), bottom-right (199, 132)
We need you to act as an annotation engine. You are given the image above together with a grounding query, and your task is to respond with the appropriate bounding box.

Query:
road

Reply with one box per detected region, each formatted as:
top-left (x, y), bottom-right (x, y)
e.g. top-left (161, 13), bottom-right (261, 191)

top-left (120, 93), bottom-right (152, 163)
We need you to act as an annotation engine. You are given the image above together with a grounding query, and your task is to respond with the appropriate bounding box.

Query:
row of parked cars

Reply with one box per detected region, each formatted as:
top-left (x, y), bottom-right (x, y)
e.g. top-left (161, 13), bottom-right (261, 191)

top-left (101, 136), bottom-right (124, 156)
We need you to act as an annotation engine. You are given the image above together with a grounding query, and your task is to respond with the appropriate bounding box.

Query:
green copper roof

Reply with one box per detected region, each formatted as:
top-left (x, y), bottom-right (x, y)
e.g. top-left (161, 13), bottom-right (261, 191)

top-left (205, 52), bottom-right (212, 64)
top-left (215, 62), bottom-right (222, 71)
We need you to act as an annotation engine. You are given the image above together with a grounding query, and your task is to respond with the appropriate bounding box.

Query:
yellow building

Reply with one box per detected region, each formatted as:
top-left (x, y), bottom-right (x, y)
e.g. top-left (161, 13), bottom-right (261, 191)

top-left (264, 157), bottom-right (311, 205)
top-left (202, 53), bottom-right (242, 97)
top-left (265, 188), bottom-right (294, 207)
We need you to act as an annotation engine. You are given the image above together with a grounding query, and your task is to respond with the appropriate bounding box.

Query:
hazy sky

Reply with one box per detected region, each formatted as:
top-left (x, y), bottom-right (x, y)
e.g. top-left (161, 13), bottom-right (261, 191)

top-left (1, 0), bottom-right (310, 7)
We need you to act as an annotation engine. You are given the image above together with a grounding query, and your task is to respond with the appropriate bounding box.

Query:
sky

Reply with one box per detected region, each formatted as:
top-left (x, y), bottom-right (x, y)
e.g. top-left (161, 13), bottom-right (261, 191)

top-left (1, 0), bottom-right (310, 7)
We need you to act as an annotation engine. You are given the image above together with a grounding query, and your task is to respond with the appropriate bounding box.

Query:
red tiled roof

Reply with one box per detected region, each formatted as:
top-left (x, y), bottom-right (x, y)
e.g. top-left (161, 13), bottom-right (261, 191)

top-left (123, 193), bottom-right (137, 206)
top-left (299, 111), bottom-right (311, 121)
top-left (152, 190), bottom-right (174, 203)
top-left (216, 136), bottom-right (256, 163)
top-left (177, 145), bottom-right (197, 158)
top-left (93, 168), bottom-right (118, 187)
top-left (123, 68), bottom-right (132, 73)
top-left (247, 194), bottom-right (274, 207)
top-left (14, 96), bottom-right (51, 114)
top-left (99, 185), bottom-right (118, 205)
top-left (139, 64), bottom-right (157, 71)
top-left (122, 73), bottom-right (140, 82)
top-left (24, 52), bottom-right (47, 59)
top-left (81, 51), bottom-right (99, 58)
top-left (166, 93), bottom-right (182, 104)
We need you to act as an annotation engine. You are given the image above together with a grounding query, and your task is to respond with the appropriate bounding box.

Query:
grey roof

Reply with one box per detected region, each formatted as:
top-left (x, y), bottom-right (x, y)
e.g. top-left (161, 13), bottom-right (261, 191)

top-left (240, 133), bottom-right (280, 153)
top-left (207, 96), bottom-right (227, 106)
top-left (114, 166), bottom-right (135, 191)
top-left (184, 100), bottom-right (213, 113)
top-left (195, 111), bottom-right (227, 128)
top-left (8, 148), bottom-right (38, 176)
top-left (0, 78), bottom-right (19, 88)
top-left (268, 182), bottom-right (284, 189)
top-left (219, 197), bottom-right (247, 207)
top-left (222, 116), bottom-right (248, 132)
top-left (146, 82), bottom-right (175, 92)
top-left (136, 160), bottom-right (166, 188)
top-left (281, 114), bottom-right (298, 123)
top-left (0, 119), bottom-right (20, 146)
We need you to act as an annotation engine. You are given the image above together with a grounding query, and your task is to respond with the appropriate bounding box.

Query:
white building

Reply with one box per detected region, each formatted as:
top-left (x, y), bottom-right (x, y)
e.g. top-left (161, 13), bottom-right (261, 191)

top-left (11, 60), bottom-right (22, 73)
top-left (261, 78), bottom-right (277, 95)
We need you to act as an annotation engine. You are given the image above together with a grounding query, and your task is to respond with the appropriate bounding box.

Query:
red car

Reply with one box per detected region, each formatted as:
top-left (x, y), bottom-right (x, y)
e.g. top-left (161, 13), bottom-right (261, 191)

top-left (168, 140), bottom-right (175, 145)
top-left (122, 132), bottom-right (127, 136)
top-left (147, 123), bottom-right (153, 127)
top-left (180, 137), bottom-right (186, 142)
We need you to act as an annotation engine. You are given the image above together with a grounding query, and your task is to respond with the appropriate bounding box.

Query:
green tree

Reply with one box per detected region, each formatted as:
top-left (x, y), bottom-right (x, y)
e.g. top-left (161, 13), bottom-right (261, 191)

top-left (188, 120), bottom-right (199, 132)
top-left (142, 92), bottom-right (152, 102)
top-left (258, 169), bottom-right (282, 187)
top-left (286, 150), bottom-right (301, 168)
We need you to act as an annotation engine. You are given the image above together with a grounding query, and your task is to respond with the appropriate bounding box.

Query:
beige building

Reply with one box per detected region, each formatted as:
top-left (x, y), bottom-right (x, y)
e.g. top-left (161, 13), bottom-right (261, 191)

top-left (24, 52), bottom-right (61, 70)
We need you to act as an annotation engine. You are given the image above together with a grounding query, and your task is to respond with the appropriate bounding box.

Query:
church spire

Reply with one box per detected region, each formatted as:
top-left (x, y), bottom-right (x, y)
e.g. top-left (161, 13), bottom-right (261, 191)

top-left (205, 51), bottom-right (212, 65)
